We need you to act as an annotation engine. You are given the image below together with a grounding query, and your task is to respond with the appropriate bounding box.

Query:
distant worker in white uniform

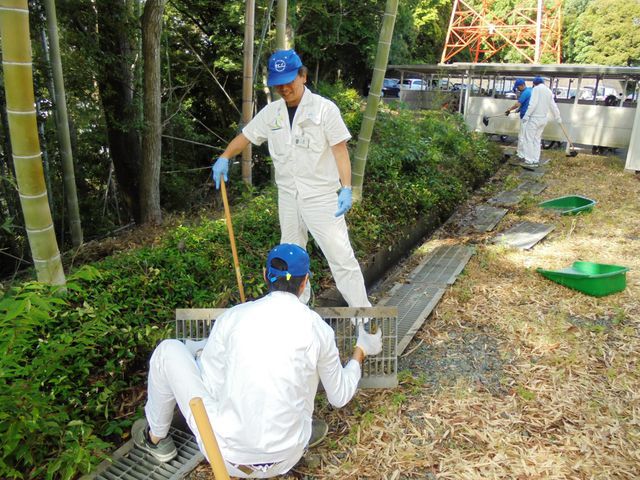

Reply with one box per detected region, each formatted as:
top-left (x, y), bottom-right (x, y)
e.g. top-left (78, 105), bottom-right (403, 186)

top-left (211, 49), bottom-right (370, 308)
top-left (132, 243), bottom-right (383, 477)
top-left (504, 78), bottom-right (532, 161)
top-left (522, 76), bottom-right (562, 166)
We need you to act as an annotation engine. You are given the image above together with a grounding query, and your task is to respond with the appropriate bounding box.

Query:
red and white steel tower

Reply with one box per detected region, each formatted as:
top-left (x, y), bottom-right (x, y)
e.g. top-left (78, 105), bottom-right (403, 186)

top-left (441, 0), bottom-right (563, 64)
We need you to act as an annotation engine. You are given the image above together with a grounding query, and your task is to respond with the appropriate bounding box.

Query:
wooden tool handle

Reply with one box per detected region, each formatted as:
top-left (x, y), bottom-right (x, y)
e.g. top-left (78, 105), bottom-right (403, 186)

top-left (189, 397), bottom-right (230, 480)
top-left (220, 177), bottom-right (246, 303)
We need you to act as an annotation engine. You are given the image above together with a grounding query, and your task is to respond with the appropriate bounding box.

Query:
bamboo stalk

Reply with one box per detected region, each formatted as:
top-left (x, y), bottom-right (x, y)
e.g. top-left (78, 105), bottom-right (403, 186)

top-left (0, 0), bottom-right (65, 285)
top-left (351, 0), bottom-right (399, 202)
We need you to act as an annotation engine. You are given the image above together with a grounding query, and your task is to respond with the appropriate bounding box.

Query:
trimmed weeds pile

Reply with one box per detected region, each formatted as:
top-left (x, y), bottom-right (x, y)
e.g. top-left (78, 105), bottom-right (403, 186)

top-left (264, 152), bottom-right (640, 480)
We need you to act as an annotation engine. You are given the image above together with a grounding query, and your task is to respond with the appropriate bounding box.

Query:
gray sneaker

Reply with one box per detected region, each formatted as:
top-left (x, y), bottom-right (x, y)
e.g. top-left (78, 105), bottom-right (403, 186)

top-left (308, 419), bottom-right (328, 448)
top-left (132, 418), bottom-right (178, 463)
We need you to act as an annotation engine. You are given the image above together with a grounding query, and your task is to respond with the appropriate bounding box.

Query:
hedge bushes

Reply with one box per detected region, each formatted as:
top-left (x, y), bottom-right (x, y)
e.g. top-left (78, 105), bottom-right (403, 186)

top-left (0, 92), bottom-right (500, 478)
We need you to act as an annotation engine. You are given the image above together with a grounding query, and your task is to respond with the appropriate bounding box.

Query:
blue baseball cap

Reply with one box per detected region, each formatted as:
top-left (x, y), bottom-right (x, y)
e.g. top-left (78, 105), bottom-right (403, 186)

top-left (267, 49), bottom-right (303, 87)
top-left (266, 243), bottom-right (310, 282)
top-left (533, 76), bottom-right (544, 85)
top-left (512, 79), bottom-right (526, 92)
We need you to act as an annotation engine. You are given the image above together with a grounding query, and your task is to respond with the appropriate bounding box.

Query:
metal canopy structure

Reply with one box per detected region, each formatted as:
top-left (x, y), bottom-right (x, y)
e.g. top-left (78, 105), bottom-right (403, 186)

top-left (441, 0), bottom-right (562, 64)
top-left (388, 63), bottom-right (640, 81)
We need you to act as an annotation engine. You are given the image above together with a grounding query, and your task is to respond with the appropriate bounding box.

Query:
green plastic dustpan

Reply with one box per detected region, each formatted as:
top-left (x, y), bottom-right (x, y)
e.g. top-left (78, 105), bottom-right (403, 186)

top-left (537, 261), bottom-right (629, 297)
top-left (538, 195), bottom-right (596, 215)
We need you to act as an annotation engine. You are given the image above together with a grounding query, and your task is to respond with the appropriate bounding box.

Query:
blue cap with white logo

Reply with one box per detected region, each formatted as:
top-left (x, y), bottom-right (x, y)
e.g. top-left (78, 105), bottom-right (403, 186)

top-left (267, 49), bottom-right (303, 86)
top-left (266, 243), bottom-right (310, 283)
top-left (512, 78), bottom-right (526, 92)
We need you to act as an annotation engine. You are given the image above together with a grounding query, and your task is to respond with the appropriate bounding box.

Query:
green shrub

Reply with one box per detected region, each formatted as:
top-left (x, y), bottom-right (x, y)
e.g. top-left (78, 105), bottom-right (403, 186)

top-left (0, 87), bottom-right (500, 478)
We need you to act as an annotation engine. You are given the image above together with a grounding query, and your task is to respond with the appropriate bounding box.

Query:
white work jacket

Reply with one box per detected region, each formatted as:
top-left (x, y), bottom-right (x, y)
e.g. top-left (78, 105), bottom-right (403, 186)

top-left (199, 291), bottom-right (361, 465)
top-left (524, 83), bottom-right (561, 122)
top-left (242, 88), bottom-right (351, 198)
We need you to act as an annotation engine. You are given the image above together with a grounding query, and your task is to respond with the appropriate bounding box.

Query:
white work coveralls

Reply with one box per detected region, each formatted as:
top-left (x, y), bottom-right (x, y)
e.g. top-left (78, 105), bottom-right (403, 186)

top-left (242, 87), bottom-right (370, 307)
top-left (145, 291), bottom-right (362, 478)
top-left (522, 83), bottom-right (562, 164)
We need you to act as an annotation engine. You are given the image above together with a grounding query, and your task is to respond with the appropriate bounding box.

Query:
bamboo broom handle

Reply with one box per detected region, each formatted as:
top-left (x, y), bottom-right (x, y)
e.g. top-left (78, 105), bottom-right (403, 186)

top-left (189, 397), bottom-right (231, 480)
top-left (220, 177), bottom-right (246, 302)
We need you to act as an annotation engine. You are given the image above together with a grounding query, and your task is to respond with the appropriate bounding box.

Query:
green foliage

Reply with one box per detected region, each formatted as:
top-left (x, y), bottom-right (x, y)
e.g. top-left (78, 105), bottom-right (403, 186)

top-left (564, 0), bottom-right (640, 65)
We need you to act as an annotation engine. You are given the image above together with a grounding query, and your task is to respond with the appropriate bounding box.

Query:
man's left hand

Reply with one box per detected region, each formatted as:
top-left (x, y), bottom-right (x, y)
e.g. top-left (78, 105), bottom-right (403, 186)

top-left (335, 187), bottom-right (352, 217)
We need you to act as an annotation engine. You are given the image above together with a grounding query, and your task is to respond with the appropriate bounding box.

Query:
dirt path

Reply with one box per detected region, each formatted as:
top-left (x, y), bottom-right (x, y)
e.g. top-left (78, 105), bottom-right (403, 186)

top-left (191, 151), bottom-right (640, 479)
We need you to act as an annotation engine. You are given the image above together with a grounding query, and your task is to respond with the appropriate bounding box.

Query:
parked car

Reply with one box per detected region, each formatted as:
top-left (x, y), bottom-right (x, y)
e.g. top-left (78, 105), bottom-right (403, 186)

top-left (579, 85), bottom-right (619, 101)
top-left (400, 78), bottom-right (426, 90)
top-left (366, 78), bottom-right (400, 98)
top-left (451, 83), bottom-right (481, 94)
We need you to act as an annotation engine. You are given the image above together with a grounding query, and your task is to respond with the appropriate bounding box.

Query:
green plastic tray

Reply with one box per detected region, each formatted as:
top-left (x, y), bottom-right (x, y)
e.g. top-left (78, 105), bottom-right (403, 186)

top-left (538, 195), bottom-right (596, 215)
top-left (537, 261), bottom-right (629, 297)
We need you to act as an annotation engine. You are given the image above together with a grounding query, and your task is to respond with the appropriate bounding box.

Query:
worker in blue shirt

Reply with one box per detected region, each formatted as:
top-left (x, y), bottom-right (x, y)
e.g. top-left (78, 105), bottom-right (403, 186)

top-left (505, 79), bottom-right (532, 161)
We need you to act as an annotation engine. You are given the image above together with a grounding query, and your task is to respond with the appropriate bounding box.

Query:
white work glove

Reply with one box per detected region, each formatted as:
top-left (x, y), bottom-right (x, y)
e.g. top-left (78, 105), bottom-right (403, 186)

top-left (355, 324), bottom-right (383, 357)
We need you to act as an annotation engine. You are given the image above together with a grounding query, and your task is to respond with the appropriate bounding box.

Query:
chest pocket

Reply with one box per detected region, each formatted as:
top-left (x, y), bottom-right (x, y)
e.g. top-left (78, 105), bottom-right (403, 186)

top-left (267, 128), bottom-right (290, 158)
top-left (298, 116), bottom-right (325, 153)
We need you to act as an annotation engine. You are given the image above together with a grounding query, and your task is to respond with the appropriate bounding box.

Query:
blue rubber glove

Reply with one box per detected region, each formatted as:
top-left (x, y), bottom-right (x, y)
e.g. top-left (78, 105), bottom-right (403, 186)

top-left (211, 157), bottom-right (229, 190)
top-left (335, 187), bottom-right (353, 217)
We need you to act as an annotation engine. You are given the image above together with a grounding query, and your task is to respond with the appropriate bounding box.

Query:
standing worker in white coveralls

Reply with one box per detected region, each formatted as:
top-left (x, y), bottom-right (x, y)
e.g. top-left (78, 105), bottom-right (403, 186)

top-left (211, 49), bottom-right (370, 308)
top-left (522, 76), bottom-right (562, 166)
top-left (131, 243), bottom-right (383, 477)
top-left (504, 78), bottom-right (532, 161)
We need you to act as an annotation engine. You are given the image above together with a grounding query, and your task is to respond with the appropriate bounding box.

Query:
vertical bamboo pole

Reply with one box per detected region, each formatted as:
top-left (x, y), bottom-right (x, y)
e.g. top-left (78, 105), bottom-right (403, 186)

top-left (241, 0), bottom-right (254, 185)
top-left (276, 0), bottom-right (288, 50)
top-left (44, 0), bottom-right (83, 246)
top-left (0, 0), bottom-right (65, 285)
top-left (351, 0), bottom-right (399, 202)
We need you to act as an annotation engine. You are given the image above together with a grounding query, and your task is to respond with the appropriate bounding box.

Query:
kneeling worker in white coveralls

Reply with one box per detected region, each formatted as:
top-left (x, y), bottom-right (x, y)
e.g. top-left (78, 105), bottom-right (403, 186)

top-left (212, 49), bottom-right (370, 308)
top-left (132, 243), bottom-right (383, 478)
top-left (522, 76), bottom-right (562, 166)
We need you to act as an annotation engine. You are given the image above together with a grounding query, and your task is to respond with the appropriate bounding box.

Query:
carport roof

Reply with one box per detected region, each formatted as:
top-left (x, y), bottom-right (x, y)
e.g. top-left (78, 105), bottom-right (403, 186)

top-left (388, 63), bottom-right (640, 80)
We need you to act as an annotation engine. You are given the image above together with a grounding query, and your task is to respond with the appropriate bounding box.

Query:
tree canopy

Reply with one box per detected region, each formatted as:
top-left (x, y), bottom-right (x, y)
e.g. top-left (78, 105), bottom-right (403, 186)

top-left (565, 0), bottom-right (640, 66)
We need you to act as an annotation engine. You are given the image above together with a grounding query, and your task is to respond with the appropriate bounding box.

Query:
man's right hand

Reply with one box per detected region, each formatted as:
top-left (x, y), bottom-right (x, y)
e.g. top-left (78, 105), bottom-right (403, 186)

top-left (211, 157), bottom-right (229, 190)
top-left (355, 324), bottom-right (383, 356)
top-left (505, 110), bottom-right (511, 116)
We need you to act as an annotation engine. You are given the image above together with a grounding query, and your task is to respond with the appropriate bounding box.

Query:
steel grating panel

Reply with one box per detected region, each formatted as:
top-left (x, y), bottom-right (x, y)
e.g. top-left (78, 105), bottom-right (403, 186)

top-left (488, 189), bottom-right (522, 206)
top-left (410, 245), bottom-right (475, 285)
top-left (89, 426), bottom-right (204, 480)
top-left (467, 204), bottom-right (508, 232)
top-left (492, 221), bottom-right (555, 249)
top-left (518, 168), bottom-right (546, 179)
top-left (380, 283), bottom-right (446, 355)
top-left (516, 180), bottom-right (547, 195)
top-left (175, 307), bottom-right (398, 389)
top-left (489, 180), bottom-right (547, 206)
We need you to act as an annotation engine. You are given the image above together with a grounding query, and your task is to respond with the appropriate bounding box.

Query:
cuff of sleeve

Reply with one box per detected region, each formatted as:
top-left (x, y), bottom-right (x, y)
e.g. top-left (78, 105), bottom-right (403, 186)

top-left (241, 126), bottom-right (260, 146)
top-left (346, 358), bottom-right (362, 377)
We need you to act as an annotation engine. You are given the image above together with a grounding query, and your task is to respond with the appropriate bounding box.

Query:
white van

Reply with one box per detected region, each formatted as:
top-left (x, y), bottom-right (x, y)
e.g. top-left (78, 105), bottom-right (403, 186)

top-left (400, 78), bottom-right (426, 90)
top-left (579, 85), bottom-right (619, 101)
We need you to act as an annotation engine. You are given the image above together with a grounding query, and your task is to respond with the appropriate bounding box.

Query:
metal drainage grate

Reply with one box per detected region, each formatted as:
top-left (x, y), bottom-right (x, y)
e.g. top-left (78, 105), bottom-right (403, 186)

top-left (379, 283), bottom-right (446, 355)
top-left (467, 204), bottom-right (508, 232)
top-left (492, 221), bottom-right (555, 249)
top-left (518, 168), bottom-right (546, 179)
top-left (410, 244), bottom-right (475, 286)
top-left (515, 180), bottom-right (547, 195)
top-left (488, 188), bottom-right (524, 206)
top-left (175, 306), bottom-right (398, 389)
top-left (88, 426), bottom-right (204, 480)
top-left (316, 307), bottom-right (397, 388)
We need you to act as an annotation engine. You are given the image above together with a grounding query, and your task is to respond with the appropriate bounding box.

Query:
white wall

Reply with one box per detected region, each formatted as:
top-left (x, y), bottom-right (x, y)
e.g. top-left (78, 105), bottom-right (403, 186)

top-left (466, 97), bottom-right (636, 148)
